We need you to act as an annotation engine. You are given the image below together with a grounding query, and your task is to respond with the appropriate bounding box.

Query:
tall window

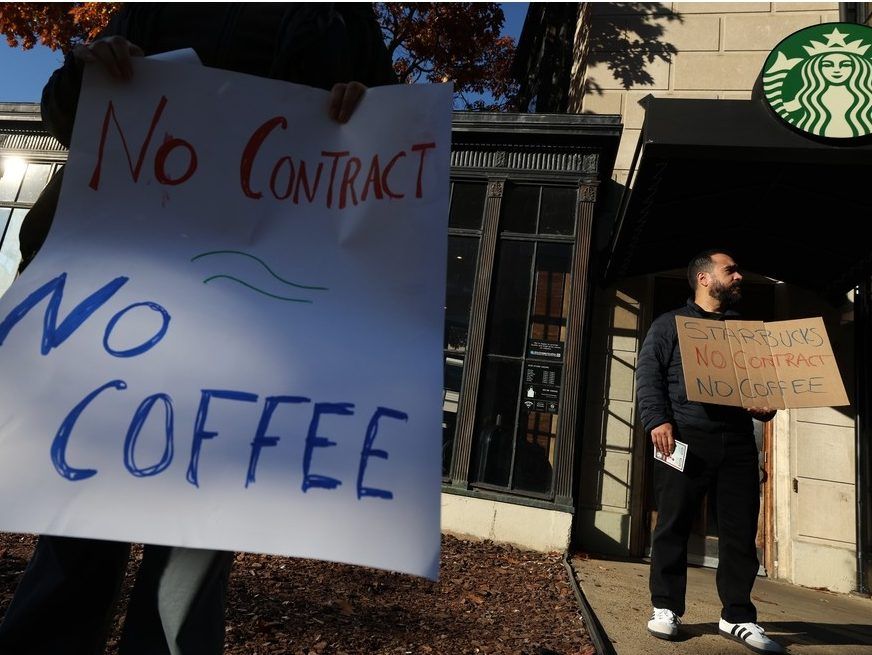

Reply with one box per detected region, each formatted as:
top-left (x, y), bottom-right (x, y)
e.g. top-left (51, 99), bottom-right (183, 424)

top-left (471, 184), bottom-right (576, 496)
top-left (0, 157), bottom-right (61, 292)
top-left (443, 180), bottom-right (485, 477)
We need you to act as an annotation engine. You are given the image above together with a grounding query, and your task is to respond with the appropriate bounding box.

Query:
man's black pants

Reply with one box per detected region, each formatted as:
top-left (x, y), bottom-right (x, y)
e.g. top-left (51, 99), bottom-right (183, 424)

top-left (649, 428), bottom-right (760, 623)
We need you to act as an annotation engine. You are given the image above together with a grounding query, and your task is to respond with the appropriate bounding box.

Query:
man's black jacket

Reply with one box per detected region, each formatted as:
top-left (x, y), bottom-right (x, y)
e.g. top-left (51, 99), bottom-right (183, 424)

top-left (636, 299), bottom-right (754, 436)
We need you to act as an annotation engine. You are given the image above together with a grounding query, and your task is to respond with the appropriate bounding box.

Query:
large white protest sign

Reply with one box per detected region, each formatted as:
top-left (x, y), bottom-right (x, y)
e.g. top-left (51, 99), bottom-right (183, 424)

top-left (0, 60), bottom-right (450, 580)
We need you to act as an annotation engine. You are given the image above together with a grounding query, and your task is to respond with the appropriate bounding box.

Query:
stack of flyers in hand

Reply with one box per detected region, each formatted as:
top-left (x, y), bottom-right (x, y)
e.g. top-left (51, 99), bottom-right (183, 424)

top-left (654, 440), bottom-right (688, 472)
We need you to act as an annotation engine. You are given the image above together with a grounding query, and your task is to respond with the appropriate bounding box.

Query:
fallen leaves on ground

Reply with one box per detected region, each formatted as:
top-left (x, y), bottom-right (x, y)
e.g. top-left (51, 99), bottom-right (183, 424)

top-left (0, 534), bottom-right (592, 654)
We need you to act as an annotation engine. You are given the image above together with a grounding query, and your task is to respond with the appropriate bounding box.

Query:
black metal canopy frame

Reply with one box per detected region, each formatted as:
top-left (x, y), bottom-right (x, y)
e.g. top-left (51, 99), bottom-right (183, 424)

top-left (605, 96), bottom-right (872, 300)
top-left (606, 95), bottom-right (872, 595)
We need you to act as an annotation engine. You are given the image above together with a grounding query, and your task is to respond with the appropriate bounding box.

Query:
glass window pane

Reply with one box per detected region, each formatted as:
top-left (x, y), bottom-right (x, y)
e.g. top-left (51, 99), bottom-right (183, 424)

top-left (484, 240), bottom-right (534, 357)
top-left (500, 185), bottom-right (538, 233)
top-left (527, 243), bottom-right (572, 359)
top-left (512, 410), bottom-right (556, 493)
top-left (442, 355), bottom-right (464, 477)
top-left (472, 358), bottom-right (521, 487)
top-left (0, 208), bottom-right (28, 298)
top-left (539, 187), bottom-right (576, 235)
top-left (445, 236), bottom-right (479, 354)
top-left (449, 182), bottom-right (486, 230)
top-left (16, 164), bottom-right (52, 204)
top-left (0, 208), bottom-right (11, 240)
top-left (0, 159), bottom-right (26, 202)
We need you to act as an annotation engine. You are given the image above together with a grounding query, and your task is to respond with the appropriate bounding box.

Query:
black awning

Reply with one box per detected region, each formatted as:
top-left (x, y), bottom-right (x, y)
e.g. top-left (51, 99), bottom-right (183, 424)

top-left (605, 97), bottom-right (872, 298)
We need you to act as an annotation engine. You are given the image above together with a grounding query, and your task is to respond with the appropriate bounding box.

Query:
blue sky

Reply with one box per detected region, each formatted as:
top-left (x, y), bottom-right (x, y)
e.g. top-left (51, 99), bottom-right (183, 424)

top-left (0, 43), bottom-right (64, 102)
top-left (0, 3), bottom-right (529, 103)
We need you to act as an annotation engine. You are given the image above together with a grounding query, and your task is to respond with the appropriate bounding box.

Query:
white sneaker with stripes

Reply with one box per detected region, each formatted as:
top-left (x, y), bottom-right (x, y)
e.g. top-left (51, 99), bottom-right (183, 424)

top-left (719, 618), bottom-right (785, 654)
top-left (647, 607), bottom-right (680, 640)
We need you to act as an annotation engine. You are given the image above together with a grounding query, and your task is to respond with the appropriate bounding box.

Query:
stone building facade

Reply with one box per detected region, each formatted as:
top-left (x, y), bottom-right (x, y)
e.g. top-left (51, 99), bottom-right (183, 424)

top-left (560, 2), bottom-right (865, 594)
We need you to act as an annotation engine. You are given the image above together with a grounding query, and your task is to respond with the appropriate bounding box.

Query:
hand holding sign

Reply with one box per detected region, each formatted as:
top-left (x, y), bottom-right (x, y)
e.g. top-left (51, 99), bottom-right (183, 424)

top-left (74, 36), bottom-right (145, 80)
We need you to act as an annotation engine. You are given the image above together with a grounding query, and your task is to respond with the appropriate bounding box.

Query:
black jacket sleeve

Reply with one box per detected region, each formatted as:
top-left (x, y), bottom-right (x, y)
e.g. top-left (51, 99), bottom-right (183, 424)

top-left (40, 55), bottom-right (83, 149)
top-left (636, 313), bottom-right (675, 433)
top-left (17, 168), bottom-right (63, 272)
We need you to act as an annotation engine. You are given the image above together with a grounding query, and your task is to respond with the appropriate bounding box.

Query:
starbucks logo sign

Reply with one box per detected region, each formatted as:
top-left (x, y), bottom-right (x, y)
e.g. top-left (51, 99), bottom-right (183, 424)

top-left (763, 23), bottom-right (872, 139)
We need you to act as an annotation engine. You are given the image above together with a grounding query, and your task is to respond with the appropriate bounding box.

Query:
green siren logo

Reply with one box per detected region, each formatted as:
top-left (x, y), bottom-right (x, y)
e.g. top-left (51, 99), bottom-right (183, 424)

top-left (763, 23), bottom-right (872, 139)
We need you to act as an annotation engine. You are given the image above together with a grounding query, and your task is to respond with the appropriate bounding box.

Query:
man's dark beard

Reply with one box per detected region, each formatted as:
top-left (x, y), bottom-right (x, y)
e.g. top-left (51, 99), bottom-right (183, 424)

top-left (710, 279), bottom-right (741, 306)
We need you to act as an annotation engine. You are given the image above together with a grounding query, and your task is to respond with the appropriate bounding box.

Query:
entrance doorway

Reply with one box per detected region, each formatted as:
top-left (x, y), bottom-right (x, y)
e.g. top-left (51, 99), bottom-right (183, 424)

top-left (642, 274), bottom-right (776, 572)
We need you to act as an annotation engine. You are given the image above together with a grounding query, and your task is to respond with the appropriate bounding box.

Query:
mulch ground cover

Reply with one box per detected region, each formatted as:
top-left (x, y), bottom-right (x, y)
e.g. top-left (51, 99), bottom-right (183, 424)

top-left (0, 533), bottom-right (594, 655)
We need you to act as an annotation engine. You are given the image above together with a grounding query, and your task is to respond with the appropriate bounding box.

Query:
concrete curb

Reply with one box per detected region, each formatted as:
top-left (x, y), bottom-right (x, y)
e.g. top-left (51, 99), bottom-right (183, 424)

top-left (563, 553), bottom-right (617, 655)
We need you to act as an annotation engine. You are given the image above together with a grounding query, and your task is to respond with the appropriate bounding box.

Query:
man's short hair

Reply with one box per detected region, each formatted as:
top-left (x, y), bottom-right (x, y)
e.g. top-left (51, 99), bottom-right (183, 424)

top-left (687, 249), bottom-right (733, 290)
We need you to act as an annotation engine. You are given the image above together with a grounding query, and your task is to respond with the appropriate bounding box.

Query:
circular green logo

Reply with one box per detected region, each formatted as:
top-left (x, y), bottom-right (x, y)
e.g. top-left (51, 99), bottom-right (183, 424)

top-left (763, 22), bottom-right (872, 139)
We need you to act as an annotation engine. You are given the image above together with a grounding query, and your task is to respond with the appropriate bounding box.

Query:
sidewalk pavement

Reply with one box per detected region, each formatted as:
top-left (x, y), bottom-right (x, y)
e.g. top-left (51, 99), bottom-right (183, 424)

top-left (570, 555), bottom-right (872, 655)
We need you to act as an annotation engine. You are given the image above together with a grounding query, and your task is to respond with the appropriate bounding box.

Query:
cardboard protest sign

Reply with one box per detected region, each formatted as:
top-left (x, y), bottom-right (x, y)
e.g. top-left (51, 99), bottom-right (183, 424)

top-left (676, 316), bottom-right (849, 409)
top-left (0, 60), bottom-right (450, 579)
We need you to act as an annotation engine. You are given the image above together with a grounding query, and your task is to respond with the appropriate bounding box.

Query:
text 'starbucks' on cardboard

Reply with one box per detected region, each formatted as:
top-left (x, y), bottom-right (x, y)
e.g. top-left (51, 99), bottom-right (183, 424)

top-left (676, 317), bottom-right (849, 409)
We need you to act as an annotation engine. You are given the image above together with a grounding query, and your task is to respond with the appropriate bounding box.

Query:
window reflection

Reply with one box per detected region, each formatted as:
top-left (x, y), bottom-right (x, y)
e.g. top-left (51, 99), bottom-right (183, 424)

top-left (442, 356), bottom-right (464, 477)
top-left (484, 240), bottom-right (534, 357)
top-left (0, 160), bottom-right (60, 296)
top-left (445, 237), bottom-right (478, 353)
top-left (0, 158), bottom-right (27, 202)
top-left (500, 184), bottom-right (539, 233)
top-left (513, 410), bottom-right (557, 493)
top-left (472, 359), bottom-right (521, 487)
top-left (449, 182), bottom-right (486, 230)
top-left (16, 164), bottom-right (52, 204)
top-left (0, 208), bottom-right (28, 295)
top-left (539, 187), bottom-right (576, 235)
top-left (442, 220), bottom-right (482, 478)
top-left (528, 243), bottom-right (571, 358)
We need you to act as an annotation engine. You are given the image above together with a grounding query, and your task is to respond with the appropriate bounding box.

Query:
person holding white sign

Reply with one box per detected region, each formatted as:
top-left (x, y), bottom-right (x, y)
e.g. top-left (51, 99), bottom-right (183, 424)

top-left (636, 250), bottom-right (784, 654)
top-left (0, 4), bottom-right (395, 655)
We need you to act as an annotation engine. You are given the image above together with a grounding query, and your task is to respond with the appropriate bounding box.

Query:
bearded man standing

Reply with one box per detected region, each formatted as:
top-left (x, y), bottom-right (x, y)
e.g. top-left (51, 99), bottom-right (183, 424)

top-left (636, 250), bottom-right (785, 654)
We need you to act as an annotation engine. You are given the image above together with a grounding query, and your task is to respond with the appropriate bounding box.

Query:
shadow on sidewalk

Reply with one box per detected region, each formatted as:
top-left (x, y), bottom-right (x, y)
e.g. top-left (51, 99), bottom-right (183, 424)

top-left (766, 621), bottom-right (872, 648)
top-left (665, 620), bottom-right (872, 648)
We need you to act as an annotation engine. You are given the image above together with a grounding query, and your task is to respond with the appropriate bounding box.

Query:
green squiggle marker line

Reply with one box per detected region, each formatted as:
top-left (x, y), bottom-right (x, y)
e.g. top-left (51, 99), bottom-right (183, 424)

top-left (191, 250), bottom-right (328, 291)
top-left (202, 275), bottom-right (313, 303)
